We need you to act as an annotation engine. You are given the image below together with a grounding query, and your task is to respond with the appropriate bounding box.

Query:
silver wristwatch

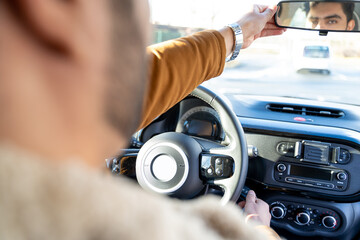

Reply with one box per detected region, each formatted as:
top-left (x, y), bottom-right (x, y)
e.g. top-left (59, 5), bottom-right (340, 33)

top-left (226, 23), bottom-right (243, 62)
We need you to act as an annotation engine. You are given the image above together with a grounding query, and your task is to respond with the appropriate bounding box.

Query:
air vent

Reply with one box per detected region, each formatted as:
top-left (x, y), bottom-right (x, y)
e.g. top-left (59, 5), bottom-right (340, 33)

top-left (267, 104), bottom-right (345, 118)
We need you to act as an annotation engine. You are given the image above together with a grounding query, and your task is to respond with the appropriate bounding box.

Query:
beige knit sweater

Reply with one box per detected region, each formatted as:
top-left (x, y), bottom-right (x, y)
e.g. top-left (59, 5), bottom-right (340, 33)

top-left (0, 144), bottom-right (279, 240)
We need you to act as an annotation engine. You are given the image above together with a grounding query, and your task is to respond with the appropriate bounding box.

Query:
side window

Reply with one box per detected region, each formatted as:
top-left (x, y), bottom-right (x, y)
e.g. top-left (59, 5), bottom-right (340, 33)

top-left (152, 25), bottom-right (203, 44)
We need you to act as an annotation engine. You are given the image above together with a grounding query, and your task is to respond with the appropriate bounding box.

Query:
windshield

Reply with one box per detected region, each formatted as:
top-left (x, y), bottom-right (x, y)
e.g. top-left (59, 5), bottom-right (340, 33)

top-left (149, 0), bottom-right (360, 106)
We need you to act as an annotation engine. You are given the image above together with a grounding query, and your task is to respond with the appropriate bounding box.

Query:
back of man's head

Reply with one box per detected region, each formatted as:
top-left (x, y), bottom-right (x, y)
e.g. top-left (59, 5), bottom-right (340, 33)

top-left (0, 0), bottom-right (149, 165)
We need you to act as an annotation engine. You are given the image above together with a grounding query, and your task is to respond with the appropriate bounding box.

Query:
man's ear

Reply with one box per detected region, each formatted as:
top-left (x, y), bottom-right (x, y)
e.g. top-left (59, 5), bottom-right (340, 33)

top-left (10, 0), bottom-right (77, 55)
top-left (347, 19), bottom-right (356, 31)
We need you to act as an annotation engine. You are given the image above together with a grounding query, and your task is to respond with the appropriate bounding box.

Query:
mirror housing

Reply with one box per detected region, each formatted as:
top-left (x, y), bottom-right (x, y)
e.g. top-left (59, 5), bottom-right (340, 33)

top-left (275, 0), bottom-right (360, 36)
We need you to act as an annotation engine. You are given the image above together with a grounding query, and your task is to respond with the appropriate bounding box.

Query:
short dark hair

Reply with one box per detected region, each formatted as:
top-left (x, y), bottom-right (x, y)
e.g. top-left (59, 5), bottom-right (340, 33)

top-left (304, 2), bottom-right (355, 22)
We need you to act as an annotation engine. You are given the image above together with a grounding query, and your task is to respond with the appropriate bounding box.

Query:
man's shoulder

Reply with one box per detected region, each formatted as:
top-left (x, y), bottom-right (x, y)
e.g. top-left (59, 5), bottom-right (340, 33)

top-left (0, 144), bottom-right (276, 240)
top-left (0, 144), bottom-right (160, 239)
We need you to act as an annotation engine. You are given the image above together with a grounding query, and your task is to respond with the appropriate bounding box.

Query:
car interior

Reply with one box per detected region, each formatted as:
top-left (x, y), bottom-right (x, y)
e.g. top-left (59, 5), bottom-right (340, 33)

top-left (108, 1), bottom-right (360, 239)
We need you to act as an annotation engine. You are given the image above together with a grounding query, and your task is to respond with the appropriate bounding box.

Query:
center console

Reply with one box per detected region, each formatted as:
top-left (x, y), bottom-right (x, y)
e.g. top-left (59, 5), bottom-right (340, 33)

top-left (262, 194), bottom-right (355, 239)
top-left (244, 133), bottom-right (360, 239)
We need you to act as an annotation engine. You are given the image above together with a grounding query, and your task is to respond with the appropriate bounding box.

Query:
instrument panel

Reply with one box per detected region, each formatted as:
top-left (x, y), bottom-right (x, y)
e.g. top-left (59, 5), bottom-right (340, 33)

top-left (175, 98), bottom-right (224, 141)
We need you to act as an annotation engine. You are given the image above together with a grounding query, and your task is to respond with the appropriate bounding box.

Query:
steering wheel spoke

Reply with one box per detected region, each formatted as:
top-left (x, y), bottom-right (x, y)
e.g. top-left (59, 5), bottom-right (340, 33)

top-left (107, 148), bottom-right (139, 176)
top-left (200, 153), bottom-right (235, 182)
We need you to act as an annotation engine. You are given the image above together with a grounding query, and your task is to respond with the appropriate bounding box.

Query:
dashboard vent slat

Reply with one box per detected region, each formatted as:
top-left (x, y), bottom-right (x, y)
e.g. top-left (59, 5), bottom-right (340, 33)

top-left (267, 104), bottom-right (344, 118)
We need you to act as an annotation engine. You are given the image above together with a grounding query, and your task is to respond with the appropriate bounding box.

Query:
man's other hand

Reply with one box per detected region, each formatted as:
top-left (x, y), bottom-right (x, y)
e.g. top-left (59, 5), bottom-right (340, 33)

top-left (238, 190), bottom-right (272, 227)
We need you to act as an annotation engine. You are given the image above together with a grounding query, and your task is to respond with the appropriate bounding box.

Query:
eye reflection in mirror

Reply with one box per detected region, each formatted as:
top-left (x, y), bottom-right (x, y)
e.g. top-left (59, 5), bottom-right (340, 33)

top-left (306, 2), bottom-right (355, 30)
top-left (276, 1), bottom-right (360, 32)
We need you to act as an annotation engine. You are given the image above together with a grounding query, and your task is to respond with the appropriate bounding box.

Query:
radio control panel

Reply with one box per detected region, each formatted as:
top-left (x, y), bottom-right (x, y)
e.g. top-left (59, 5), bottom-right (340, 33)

top-left (273, 140), bottom-right (351, 192)
top-left (246, 133), bottom-right (360, 197)
top-left (274, 162), bottom-right (348, 191)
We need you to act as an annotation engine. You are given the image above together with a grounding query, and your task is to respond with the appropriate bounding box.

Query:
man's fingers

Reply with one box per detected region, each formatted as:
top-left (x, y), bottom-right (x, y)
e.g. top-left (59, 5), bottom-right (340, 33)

top-left (269, 5), bottom-right (278, 12)
top-left (253, 4), bottom-right (268, 13)
top-left (267, 17), bottom-right (276, 24)
top-left (261, 29), bottom-right (286, 38)
top-left (246, 190), bottom-right (257, 203)
top-left (238, 4), bottom-right (285, 49)
top-left (261, 7), bottom-right (277, 22)
top-left (254, 4), bottom-right (276, 14)
top-left (257, 199), bottom-right (270, 211)
top-left (265, 22), bottom-right (282, 30)
top-left (238, 201), bottom-right (246, 209)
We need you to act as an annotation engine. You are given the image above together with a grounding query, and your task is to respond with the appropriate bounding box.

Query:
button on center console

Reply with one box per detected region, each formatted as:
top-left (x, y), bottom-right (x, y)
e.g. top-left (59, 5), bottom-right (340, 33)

top-left (336, 172), bottom-right (347, 181)
top-left (277, 163), bottom-right (287, 173)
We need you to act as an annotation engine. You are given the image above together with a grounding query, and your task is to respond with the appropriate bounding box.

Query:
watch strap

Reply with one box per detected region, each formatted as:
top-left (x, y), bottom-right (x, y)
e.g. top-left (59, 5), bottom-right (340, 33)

top-left (225, 23), bottom-right (243, 62)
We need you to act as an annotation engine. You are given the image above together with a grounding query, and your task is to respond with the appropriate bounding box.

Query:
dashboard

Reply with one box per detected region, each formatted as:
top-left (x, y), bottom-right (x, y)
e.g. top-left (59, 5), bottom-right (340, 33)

top-left (135, 93), bottom-right (360, 240)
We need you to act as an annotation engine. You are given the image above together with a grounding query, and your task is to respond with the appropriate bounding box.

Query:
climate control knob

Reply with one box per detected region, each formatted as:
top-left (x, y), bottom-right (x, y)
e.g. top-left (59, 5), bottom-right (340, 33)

top-left (271, 206), bottom-right (286, 219)
top-left (295, 210), bottom-right (311, 225)
top-left (322, 215), bottom-right (337, 229)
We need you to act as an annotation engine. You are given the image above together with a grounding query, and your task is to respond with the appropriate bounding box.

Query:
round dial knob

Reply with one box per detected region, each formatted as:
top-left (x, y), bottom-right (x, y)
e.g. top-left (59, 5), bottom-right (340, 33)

top-left (337, 172), bottom-right (347, 181)
top-left (271, 206), bottom-right (286, 219)
top-left (295, 210), bottom-right (311, 225)
top-left (276, 163), bottom-right (286, 172)
top-left (322, 216), bottom-right (337, 229)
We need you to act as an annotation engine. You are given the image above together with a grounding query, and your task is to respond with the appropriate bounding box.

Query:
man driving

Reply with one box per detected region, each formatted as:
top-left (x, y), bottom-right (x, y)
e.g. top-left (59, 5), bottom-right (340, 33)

top-left (306, 2), bottom-right (355, 30)
top-left (0, 0), bottom-right (284, 239)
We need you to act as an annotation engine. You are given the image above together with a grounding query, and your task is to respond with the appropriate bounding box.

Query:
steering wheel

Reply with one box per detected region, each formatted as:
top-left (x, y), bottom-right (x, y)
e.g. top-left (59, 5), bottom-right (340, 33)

top-left (135, 86), bottom-right (248, 205)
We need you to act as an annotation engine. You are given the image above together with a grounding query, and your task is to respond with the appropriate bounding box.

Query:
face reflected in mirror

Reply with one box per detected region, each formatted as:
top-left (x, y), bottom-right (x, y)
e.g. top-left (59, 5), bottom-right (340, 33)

top-left (306, 2), bottom-right (355, 30)
top-left (276, 1), bottom-right (359, 32)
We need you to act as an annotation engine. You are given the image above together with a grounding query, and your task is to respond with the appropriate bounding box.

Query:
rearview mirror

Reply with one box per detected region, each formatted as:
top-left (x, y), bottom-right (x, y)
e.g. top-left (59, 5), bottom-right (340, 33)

top-left (275, 1), bottom-right (360, 35)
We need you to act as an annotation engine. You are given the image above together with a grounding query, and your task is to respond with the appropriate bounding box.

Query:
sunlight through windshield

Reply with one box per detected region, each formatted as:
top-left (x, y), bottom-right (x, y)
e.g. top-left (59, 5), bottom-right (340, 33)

top-left (149, 0), bottom-right (360, 106)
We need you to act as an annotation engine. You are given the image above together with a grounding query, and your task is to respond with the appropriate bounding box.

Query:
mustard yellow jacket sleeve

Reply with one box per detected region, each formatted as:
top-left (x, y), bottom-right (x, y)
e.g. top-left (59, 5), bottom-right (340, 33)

top-left (138, 30), bottom-right (226, 130)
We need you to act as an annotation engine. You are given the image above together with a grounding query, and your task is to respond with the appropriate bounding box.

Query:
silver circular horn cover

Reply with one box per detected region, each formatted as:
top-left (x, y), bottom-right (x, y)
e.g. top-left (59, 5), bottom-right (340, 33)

top-left (136, 132), bottom-right (203, 198)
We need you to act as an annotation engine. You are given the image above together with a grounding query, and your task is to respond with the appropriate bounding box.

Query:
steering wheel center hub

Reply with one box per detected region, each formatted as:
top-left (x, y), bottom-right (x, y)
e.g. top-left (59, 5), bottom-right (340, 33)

top-left (151, 154), bottom-right (178, 182)
top-left (136, 132), bottom-right (204, 198)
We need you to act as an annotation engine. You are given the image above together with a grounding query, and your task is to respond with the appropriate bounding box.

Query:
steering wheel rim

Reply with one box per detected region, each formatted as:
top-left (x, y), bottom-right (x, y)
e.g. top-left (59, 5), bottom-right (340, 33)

top-left (190, 86), bottom-right (248, 204)
top-left (136, 86), bottom-right (248, 205)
